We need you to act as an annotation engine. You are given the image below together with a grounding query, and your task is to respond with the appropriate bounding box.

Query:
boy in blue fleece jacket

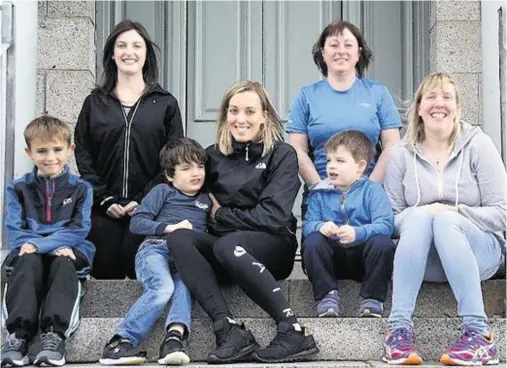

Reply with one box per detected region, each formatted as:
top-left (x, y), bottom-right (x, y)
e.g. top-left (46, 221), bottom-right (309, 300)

top-left (302, 130), bottom-right (395, 318)
top-left (1, 116), bottom-right (95, 368)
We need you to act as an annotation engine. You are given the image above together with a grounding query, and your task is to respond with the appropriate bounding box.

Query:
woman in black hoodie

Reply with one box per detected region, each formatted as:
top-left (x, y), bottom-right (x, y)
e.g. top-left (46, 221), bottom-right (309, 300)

top-left (166, 81), bottom-right (318, 364)
top-left (75, 20), bottom-right (183, 279)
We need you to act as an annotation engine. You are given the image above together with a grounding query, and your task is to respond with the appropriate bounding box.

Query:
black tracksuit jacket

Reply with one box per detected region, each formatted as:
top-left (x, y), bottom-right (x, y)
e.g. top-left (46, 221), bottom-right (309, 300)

top-left (206, 139), bottom-right (300, 244)
top-left (74, 84), bottom-right (184, 211)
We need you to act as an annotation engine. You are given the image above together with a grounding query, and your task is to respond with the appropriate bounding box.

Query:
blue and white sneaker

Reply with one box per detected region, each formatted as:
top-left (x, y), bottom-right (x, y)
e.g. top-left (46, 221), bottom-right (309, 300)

top-left (359, 298), bottom-right (383, 318)
top-left (316, 290), bottom-right (340, 317)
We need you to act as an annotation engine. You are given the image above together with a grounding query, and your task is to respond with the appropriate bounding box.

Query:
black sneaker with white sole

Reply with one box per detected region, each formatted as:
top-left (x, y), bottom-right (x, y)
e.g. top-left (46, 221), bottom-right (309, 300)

top-left (158, 330), bottom-right (190, 365)
top-left (98, 335), bottom-right (147, 366)
top-left (207, 318), bottom-right (259, 364)
top-left (252, 321), bottom-right (319, 363)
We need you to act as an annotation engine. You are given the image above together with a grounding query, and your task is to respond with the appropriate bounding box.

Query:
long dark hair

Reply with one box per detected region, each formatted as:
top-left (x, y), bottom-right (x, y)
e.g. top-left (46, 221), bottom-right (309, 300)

top-left (99, 20), bottom-right (159, 95)
top-left (312, 20), bottom-right (372, 78)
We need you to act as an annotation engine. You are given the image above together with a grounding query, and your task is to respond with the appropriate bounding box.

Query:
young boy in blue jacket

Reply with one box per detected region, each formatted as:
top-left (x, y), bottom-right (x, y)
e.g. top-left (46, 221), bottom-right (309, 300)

top-left (1, 116), bottom-right (95, 367)
top-left (99, 138), bottom-right (211, 366)
top-left (302, 130), bottom-right (395, 318)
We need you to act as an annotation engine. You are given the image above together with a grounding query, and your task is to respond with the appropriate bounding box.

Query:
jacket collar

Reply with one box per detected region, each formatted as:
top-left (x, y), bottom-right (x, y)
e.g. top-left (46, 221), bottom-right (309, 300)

top-left (231, 138), bottom-right (264, 161)
top-left (33, 165), bottom-right (70, 186)
top-left (313, 176), bottom-right (368, 194)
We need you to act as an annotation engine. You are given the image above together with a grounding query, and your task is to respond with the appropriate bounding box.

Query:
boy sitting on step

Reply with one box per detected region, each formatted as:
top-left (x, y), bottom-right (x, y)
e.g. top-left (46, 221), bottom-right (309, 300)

top-left (99, 138), bottom-right (211, 366)
top-left (302, 130), bottom-right (395, 318)
top-left (1, 115), bottom-right (95, 367)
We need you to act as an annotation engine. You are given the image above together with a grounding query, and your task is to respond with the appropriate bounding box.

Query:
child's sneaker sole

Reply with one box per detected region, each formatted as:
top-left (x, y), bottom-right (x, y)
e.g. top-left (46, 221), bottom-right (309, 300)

top-left (360, 308), bottom-right (382, 318)
top-left (318, 308), bottom-right (339, 317)
top-left (440, 353), bottom-right (499, 366)
top-left (158, 351), bottom-right (190, 365)
top-left (1, 356), bottom-right (30, 367)
top-left (382, 352), bottom-right (423, 365)
top-left (33, 356), bottom-right (66, 367)
top-left (99, 356), bottom-right (146, 366)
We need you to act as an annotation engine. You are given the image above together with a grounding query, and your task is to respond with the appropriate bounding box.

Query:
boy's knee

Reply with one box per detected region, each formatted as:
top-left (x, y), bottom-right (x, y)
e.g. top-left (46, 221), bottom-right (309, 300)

top-left (368, 235), bottom-right (396, 252)
top-left (302, 232), bottom-right (328, 254)
top-left (15, 253), bottom-right (43, 268)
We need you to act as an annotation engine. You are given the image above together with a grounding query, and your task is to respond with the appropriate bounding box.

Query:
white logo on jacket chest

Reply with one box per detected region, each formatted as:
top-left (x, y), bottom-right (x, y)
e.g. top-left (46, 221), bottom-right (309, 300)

top-left (195, 200), bottom-right (209, 210)
top-left (255, 162), bottom-right (266, 169)
top-left (62, 198), bottom-right (72, 207)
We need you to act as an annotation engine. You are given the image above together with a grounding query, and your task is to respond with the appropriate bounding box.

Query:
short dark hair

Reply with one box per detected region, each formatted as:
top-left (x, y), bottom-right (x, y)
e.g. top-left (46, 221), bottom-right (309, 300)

top-left (312, 20), bottom-right (373, 78)
top-left (99, 20), bottom-right (159, 95)
top-left (324, 130), bottom-right (374, 172)
top-left (159, 138), bottom-right (207, 178)
top-left (24, 115), bottom-right (72, 148)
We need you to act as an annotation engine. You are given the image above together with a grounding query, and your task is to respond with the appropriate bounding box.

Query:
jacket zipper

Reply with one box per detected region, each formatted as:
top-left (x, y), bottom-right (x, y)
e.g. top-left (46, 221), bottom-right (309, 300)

top-left (436, 167), bottom-right (443, 200)
top-left (245, 144), bottom-right (250, 161)
top-left (339, 193), bottom-right (349, 225)
top-left (45, 178), bottom-right (55, 222)
top-left (120, 100), bottom-right (142, 199)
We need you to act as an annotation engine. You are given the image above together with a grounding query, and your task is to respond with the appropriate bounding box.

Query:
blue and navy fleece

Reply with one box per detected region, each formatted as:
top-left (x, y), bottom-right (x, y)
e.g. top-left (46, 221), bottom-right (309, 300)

top-left (5, 165), bottom-right (95, 268)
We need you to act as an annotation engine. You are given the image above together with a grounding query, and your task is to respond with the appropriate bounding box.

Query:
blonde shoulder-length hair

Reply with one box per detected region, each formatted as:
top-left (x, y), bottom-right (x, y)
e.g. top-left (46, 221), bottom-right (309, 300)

top-left (216, 81), bottom-right (284, 156)
top-left (404, 72), bottom-right (462, 149)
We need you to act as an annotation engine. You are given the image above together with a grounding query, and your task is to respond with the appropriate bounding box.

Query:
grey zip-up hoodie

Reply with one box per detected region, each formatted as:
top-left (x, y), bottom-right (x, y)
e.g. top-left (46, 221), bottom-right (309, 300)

top-left (384, 121), bottom-right (506, 248)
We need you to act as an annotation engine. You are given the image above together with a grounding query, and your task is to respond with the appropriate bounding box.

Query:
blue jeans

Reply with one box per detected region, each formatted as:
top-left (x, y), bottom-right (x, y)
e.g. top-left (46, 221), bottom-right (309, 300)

top-left (388, 209), bottom-right (503, 335)
top-left (115, 239), bottom-right (193, 347)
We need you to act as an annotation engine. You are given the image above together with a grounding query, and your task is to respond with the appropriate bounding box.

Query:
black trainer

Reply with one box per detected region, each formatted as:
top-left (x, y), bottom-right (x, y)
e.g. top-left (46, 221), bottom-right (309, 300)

top-left (252, 321), bottom-right (319, 363)
top-left (98, 335), bottom-right (147, 365)
top-left (158, 330), bottom-right (190, 365)
top-left (207, 318), bottom-right (259, 364)
top-left (1, 333), bottom-right (29, 367)
top-left (33, 331), bottom-right (66, 367)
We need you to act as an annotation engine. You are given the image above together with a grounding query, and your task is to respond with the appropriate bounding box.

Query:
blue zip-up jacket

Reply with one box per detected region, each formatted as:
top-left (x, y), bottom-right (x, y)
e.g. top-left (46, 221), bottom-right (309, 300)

top-left (5, 165), bottom-right (96, 267)
top-left (130, 183), bottom-right (211, 238)
top-left (303, 177), bottom-right (394, 242)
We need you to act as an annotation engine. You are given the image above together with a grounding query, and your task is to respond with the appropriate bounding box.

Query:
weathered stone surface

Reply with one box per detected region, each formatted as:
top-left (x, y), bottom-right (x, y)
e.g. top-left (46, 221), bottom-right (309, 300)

top-left (435, 1), bottom-right (480, 21)
top-left (37, 18), bottom-right (95, 71)
top-left (12, 318), bottom-right (501, 362)
top-left (47, 1), bottom-right (95, 21)
top-left (45, 70), bottom-right (94, 124)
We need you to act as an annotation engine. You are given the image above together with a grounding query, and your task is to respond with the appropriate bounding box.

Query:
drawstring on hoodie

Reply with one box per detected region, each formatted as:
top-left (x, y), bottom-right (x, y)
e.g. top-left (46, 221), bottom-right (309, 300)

top-left (412, 149), bottom-right (465, 208)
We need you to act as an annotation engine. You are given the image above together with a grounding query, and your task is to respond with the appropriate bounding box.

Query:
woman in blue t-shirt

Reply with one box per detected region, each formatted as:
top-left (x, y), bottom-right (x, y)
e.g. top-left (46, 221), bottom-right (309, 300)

top-left (287, 20), bottom-right (402, 187)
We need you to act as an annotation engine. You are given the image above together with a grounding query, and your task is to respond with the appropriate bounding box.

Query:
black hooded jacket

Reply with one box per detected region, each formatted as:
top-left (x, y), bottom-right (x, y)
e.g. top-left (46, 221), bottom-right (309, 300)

top-left (206, 139), bottom-right (300, 244)
top-left (74, 84), bottom-right (183, 212)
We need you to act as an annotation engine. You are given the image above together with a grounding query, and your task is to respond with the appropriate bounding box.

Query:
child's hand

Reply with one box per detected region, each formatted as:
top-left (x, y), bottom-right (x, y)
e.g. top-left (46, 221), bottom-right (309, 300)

top-left (106, 203), bottom-right (126, 218)
top-left (335, 225), bottom-right (356, 244)
top-left (56, 247), bottom-right (76, 260)
top-left (124, 201), bottom-right (139, 216)
top-left (19, 243), bottom-right (37, 256)
top-left (164, 219), bottom-right (193, 233)
top-left (319, 221), bottom-right (340, 237)
top-left (209, 193), bottom-right (222, 219)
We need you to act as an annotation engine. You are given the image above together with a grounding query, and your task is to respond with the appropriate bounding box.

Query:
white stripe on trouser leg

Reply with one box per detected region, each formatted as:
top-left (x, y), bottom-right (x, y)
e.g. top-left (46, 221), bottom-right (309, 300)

top-left (2, 283), bottom-right (9, 328)
top-left (64, 280), bottom-right (82, 338)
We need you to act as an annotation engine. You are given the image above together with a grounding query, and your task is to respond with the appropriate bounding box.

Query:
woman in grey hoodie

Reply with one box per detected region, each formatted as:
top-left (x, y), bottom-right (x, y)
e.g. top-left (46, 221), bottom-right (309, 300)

top-left (382, 73), bottom-right (505, 366)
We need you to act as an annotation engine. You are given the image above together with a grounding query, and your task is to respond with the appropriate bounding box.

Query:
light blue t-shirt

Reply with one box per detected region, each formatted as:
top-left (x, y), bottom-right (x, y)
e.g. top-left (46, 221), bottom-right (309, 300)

top-left (287, 78), bottom-right (402, 178)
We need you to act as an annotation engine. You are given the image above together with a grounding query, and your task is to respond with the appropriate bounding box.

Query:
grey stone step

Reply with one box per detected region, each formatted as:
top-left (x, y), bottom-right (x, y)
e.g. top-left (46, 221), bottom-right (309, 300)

top-left (62, 364), bottom-right (507, 368)
top-left (81, 278), bottom-right (506, 318)
top-left (7, 317), bottom-right (503, 363)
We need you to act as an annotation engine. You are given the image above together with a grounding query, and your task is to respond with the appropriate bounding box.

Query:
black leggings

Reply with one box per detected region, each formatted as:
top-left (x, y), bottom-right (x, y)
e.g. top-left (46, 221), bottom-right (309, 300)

top-left (166, 229), bottom-right (298, 324)
top-left (87, 210), bottom-right (145, 279)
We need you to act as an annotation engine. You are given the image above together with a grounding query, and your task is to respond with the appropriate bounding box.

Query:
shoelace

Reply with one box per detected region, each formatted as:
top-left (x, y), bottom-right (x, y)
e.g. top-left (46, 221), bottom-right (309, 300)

top-left (390, 328), bottom-right (415, 350)
top-left (40, 332), bottom-right (62, 351)
top-left (2, 334), bottom-right (24, 352)
top-left (452, 328), bottom-right (484, 350)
